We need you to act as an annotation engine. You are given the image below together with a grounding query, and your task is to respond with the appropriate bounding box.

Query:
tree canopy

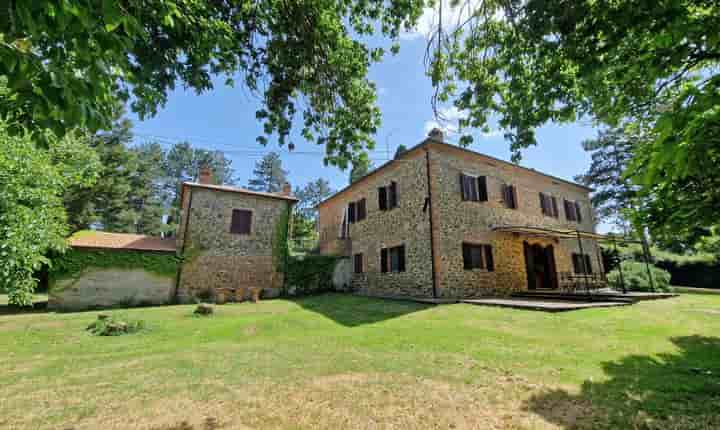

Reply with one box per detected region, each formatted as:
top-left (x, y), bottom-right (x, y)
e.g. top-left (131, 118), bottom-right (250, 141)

top-left (247, 152), bottom-right (288, 193)
top-left (426, 0), bottom-right (719, 241)
top-left (1, 0), bottom-right (426, 167)
top-left (0, 120), bottom-right (99, 305)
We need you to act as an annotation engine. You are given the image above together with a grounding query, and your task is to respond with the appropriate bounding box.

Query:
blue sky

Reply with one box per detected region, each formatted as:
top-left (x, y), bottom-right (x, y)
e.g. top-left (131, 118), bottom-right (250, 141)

top-left (129, 10), bottom-right (602, 226)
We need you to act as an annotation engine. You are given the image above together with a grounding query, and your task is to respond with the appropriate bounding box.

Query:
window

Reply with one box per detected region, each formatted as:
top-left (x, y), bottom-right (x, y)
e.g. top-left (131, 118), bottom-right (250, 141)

top-left (381, 245), bottom-right (406, 273)
top-left (462, 243), bottom-right (494, 271)
top-left (502, 184), bottom-right (518, 209)
top-left (378, 182), bottom-right (399, 211)
top-left (572, 253), bottom-right (593, 274)
top-left (563, 199), bottom-right (583, 222)
top-left (347, 198), bottom-right (366, 224)
top-left (230, 209), bottom-right (252, 234)
top-left (353, 253), bottom-right (364, 274)
top-left (460, 173), bottom-right (488, 202)
top-left (539, 193), bottom-right (559, 217)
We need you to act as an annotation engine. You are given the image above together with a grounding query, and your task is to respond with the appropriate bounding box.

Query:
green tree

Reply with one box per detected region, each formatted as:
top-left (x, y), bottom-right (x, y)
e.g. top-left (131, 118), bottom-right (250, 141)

top-left (0, 121), bottom-right (99, 305)
top-left (426, 0), bottom-right (720, 240)
top-left (394, 144), bottom-right (408, 159)
top-left (1, 1), bottom-right (427, 167)
top-left (247, 152), bottom-right (288, 193)
top-left (163, 142), bottom-right (235, 230)
top-left (294, 178), bottom-right (334, 221)
top-left (574, 126), bottom-right (639, 234)
top-left (349, 153), bottom-right (373, 184)
top-left (129, 142), bottom-right (168, 235)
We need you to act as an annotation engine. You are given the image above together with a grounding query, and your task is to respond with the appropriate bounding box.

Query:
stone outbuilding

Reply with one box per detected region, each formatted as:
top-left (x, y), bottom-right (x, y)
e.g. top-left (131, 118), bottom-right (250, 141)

top-left (318, 130), bottom-right (605, 299)
top-left (175, 169), bottom-right (298, 302)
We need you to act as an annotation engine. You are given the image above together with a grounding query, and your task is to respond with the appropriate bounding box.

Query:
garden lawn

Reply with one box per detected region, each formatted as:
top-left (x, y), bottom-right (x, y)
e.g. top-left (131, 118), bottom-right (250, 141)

top-left (1, 293), bottom-right (719, 429)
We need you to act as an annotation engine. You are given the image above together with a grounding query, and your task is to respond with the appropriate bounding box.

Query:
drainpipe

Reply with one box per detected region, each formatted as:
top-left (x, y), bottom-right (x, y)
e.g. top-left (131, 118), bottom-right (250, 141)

top-left (283, 201), bottom-right (292, 296)
top-left (174, 186), bottom-right (194, 303)
top-left (425, 147), bottom-right (439, 299)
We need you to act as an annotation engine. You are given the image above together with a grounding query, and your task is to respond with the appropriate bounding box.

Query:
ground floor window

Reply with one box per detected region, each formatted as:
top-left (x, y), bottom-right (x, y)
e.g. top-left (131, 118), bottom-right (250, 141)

top-left (572, 253), bottom-right (593, 274)
top-left (462, 243), bottom-right (494, 271)
top-left (353, 253), bottom-right (364, 274)
top-left (381, 245), bottom-right (405, 273)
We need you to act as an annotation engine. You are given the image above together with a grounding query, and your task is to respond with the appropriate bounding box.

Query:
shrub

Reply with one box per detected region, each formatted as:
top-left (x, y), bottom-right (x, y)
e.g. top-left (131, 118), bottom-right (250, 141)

top-left (86, 313), bottom-right (146, 336)
top-left (607, 261), bottom-right (672, 292)
top-left (286, 255), bottom-right (343, 295)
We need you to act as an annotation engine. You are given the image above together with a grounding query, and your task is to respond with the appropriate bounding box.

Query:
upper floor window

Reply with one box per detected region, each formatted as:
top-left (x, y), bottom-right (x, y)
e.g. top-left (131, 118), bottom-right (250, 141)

top-left (572, 253), bottom-right (593, 274)
top-left (381, 244), bottom-right (406, 273)
top-left (564, 199), bottom-right (583, 222)
top-left (539, 193), bottom-right (559, 218)
top-left (230, 209), bottom-right (252, 235)
top-left (378, 182), bottom-right (399, 211)
top-left (460, 173), bottom-right (488, 202)
top-left (502, 184), bottom-right (518, 209)
top-left (348, 198), bottom-right (366, 224)
top-left (462, 243), bottom-right (495, 271)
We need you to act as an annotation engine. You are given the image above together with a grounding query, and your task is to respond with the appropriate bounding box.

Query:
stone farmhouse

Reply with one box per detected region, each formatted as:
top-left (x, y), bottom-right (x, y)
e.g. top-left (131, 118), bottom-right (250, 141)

top-left (175, 167), bottom-right (298, 302)
top-left (318, 130), bottom-right (604, 299)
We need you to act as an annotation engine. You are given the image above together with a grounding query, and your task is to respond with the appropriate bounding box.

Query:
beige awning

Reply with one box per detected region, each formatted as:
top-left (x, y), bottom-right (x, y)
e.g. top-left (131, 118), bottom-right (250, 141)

top-left (491, 225), bottom-right (638, 242)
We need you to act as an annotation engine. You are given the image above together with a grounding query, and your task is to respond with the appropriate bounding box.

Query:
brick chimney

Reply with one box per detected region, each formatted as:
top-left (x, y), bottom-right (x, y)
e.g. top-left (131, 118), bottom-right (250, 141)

top-left (428, 127), bottom-right (444, 143)
top-left (198, 166), bottom-right (213, 185)
top-left (281, 182), bottom-right (292, 196)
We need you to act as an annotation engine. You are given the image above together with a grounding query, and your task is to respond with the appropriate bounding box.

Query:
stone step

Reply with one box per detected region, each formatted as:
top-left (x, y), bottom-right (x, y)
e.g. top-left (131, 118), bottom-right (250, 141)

top-left (511, 292), bottom-right (636, 303)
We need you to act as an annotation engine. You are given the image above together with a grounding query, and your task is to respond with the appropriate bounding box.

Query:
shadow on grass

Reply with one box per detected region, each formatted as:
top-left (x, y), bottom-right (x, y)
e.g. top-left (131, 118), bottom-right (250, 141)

top-left (526, 335), bottom-right (720, 429)
top-left (288, 292), bottom-right (432, 327)
top-left (0, 300), bottom-right (48, 316)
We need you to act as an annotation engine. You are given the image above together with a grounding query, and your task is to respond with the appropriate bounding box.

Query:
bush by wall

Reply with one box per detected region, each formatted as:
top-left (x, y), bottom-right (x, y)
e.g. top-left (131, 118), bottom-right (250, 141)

top-left (49, 248), bottom-right (179, 284)
top-left (607, 261), bottom-right (672, 292)
top-left (285, 255), bottom-right (343, 295)
top-left (602, 244), bottom-right (719, 289)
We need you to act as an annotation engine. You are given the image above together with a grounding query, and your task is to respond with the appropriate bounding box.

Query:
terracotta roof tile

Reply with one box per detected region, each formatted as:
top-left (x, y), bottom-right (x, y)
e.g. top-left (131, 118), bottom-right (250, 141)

top-left (68, 231), bottom-right (176, 252)
top-left (182, 182), bottom-right (299, 201)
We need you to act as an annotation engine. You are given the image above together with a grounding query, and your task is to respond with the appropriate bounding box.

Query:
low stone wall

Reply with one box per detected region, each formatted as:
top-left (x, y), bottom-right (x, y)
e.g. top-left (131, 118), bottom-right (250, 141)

top-left (49, 268), bottom-right (174, 311)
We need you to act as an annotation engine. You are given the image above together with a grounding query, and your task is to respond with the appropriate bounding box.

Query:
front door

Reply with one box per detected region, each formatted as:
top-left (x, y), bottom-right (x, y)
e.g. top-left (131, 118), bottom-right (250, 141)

top-left (524, 242), bottom-right (558, 290)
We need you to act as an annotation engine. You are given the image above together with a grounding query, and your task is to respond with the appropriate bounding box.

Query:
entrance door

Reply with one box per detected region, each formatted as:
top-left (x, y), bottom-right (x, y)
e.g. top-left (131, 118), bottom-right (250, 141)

top-left (524, 242), bottom-right (558, 290)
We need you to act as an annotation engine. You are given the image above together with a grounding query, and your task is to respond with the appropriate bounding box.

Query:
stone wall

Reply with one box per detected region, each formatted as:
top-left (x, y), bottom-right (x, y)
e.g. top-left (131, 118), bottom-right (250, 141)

top-left (176, 186), bottom-right (291, 301)
top-left (49, 268), bottom-right (174, 311)
top-left (429, 143), bottom-right (602, 297)
top-left (318, 141), bottom-right (603, 299)
top-left (318, 149), bottom-right (435, 298)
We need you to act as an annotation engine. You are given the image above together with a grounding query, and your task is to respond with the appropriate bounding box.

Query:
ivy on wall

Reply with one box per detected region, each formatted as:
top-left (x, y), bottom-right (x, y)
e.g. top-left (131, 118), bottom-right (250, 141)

top-left (49, 248), bottom-right (179, 284)
top-left (273, 204), bottom-right (291, 273)
top-left (286, 255), bottom-right (343, 295)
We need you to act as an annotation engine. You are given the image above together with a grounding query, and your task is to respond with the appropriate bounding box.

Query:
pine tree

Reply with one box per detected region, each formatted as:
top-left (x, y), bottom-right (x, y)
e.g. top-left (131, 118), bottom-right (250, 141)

top-left (394, 144), bottom-right (407, 159)
top-left (247, 152), bottom-right (288, 192)
top-left (574, 127), bottom-right (638, 234)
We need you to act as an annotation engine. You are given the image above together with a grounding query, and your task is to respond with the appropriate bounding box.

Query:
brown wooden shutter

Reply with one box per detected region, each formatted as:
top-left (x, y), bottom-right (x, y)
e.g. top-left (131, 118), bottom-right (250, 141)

top-left (397, 245), bottom-right (406, 272)
top-left (230, 209), bottom-right (252, 234)
top-left (551, 196), bottom-right (559, 218)
top-left (381, 248), bottom-right (388, 273)
top-left (357, 199), bottom-right (366, 221)
top-left (389, 182), bottom-right (398, 208)
top-left (483, 245), bottom-right (494, 271)
top-left (378, 186), bottom-right (387, 210)
top-left (462, 243), bottom-right (472, 270)
top-left (348, 202), bottom-right (356, 223)
top-left (584, 254), bottom-right (592, 274)
top-left (354, 253), bottom-right (363, 273)
top-left (575, 202), bottom-right (583, 222)
top-left (477, 176), bottom-right (488, 201)
top-left (563, 199), bottom-right (574, 221)
top-left (460, 174), bottom-right (468, 201)
top-left (572, 253), bottom-right (583, 273)
top-left (539, 193), bottom-right (547, 215)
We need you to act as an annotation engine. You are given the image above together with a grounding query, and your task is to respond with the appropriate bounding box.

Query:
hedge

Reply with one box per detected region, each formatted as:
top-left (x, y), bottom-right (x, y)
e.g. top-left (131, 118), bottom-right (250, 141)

top-left (285, 255), bottom-right (343, 295)
top-left (602, 244), bottom-right (719, 289)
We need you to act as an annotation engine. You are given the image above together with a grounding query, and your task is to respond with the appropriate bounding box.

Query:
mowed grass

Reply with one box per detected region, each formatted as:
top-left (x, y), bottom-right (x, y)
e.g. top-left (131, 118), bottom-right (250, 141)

top-left (1, 293), bottom-right (719, 429)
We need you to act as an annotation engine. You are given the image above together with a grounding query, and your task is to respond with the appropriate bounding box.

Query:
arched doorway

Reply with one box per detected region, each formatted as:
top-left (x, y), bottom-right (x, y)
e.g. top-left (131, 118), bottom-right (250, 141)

top-left (523, 242), bottom-right (558, 290)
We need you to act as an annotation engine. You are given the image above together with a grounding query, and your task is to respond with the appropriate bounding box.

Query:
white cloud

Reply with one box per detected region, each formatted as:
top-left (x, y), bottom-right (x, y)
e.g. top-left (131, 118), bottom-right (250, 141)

top-left (401, 0), bottom-right (482, 40)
